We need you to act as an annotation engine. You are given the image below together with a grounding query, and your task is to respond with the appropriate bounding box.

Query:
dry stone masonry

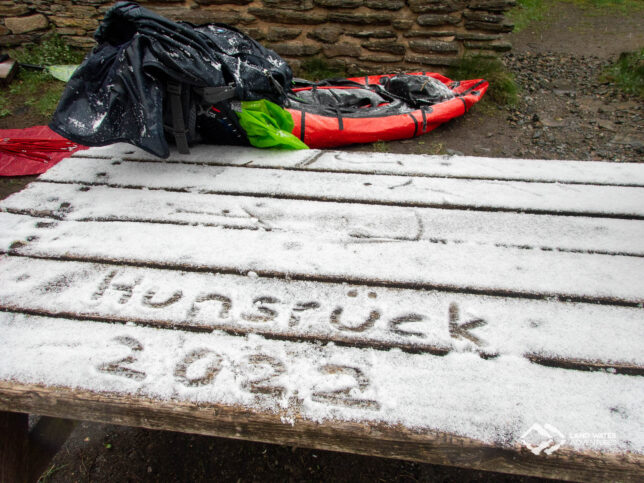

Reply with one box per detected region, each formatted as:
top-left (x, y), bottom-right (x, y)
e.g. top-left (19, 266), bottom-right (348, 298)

top-left (0, 0), bottom-right (516, 73)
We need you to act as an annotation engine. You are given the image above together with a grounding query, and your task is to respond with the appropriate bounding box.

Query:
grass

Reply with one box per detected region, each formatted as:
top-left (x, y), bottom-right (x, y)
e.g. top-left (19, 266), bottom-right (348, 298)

top-left (566, 0), bottom-right (644, 13)
top-left (507, 0), bottom-right (550, 32)
top-left (37, 463), bottom-right (68, 482)
top-left (372, 140), bottom-right (389, 152)
top-left (1, 34), bottom-right (86, 118)
top-left (10, 33), bottom-right (86, 66)
top-left (448, 55), bottom-right (518, 106)
top-left (600, 48), bottom-right (644, 98)
top-left (507, 0), bottom-right (643, 32)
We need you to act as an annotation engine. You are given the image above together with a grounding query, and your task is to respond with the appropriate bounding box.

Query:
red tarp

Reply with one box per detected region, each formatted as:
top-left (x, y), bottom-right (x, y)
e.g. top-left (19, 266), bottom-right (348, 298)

top-left (0, 125), bottom-right (87, 176)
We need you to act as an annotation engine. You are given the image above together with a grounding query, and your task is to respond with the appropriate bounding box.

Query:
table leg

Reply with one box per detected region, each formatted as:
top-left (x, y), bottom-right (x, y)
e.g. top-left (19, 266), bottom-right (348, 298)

top-left (0, 411), bottom-right (28, 483)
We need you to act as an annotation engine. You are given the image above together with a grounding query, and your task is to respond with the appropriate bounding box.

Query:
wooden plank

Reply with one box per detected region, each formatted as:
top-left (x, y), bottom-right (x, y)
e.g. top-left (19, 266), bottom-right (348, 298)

top-left (0, 313), bottom-right (642, 482)
top-left (72, 144), bottom-right (644, 187)
top-left (38, 158), bottom-right (644, 218)
top-left (0, 256), bottom-right (642, 369)
top-left (1, 382), bottom-right (642, 483)
top-left (2, 182), bottom-right (643, 256)
top-left (0, 411), bottom-right (27, 483)
top-left (1, 148), bottom-right (643, 482)
top-left (1, 213), bottom-right (642, 303)
top-left (1, 382), bottom-right (641, 483)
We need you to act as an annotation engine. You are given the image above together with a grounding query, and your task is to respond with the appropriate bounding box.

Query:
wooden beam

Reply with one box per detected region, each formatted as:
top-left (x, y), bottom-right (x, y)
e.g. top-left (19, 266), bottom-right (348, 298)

top-left (0, 411), bottom-right (27, 483)
top-left (0, 382), bottom-right (641, 483)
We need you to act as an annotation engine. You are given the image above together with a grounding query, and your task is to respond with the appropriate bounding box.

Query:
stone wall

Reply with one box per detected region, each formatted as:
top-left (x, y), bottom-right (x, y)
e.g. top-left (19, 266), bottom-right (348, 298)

top-left (0, 0), bottom-right (516, 74)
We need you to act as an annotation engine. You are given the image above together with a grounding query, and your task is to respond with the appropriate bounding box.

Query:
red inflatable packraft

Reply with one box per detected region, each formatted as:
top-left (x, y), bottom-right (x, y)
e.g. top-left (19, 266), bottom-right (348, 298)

top-left (287, 72), bottom-right (488, 149)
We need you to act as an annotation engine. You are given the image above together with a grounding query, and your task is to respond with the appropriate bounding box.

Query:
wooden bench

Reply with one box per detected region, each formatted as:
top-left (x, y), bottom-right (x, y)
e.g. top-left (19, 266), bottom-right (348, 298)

top-left (0, 145), bottom-right (642, 482)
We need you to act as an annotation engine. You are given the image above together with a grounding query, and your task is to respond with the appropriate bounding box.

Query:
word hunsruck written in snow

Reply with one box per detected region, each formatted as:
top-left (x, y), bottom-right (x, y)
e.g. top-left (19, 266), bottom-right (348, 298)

top-left (2, 258), bottom-right (642, 368)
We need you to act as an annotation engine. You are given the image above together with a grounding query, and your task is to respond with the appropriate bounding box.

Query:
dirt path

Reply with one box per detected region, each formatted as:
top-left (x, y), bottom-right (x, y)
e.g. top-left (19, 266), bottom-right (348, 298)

top-left (346, 0), bottom-right (644, 163)
top-left (2, 2), bottom-right (643, 481)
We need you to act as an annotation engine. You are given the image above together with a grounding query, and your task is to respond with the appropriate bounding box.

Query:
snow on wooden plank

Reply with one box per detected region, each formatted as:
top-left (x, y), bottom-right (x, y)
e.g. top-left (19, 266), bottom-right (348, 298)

top-left (72, 144), bottom-right (644, 187)
top-left (0, 212), bottom-right (642, 304)
top-left (2, 182), bottom-right (643, 256)
top-left (0, 256), bottom-right (642, 369)
top-left (1, 311), bottom-right (642, 456)
top-left (2, 146), bottom-right (644, 478)
top-left (38, 158), bottom-right (644, 218)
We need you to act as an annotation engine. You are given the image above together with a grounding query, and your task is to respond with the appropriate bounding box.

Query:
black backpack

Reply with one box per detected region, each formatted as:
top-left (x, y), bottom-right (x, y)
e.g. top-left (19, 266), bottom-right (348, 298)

top-left (51, 2), bottom-right (292, 158)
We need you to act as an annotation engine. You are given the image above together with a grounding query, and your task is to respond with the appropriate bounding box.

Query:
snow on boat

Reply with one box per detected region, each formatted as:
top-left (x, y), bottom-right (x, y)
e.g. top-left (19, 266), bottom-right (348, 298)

top-left (286, 73), bottom-right (488, 149)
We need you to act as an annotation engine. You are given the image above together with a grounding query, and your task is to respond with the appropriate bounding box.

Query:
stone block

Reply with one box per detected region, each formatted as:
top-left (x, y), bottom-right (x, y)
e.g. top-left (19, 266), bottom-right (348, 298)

top-left (149, 7), bottom-right (242, 25)
top-left (359, 53), bottom-right (404, 62)
top-left (195, 0), bottom-right (253, 4)
top-left (284, 57), bottom-right (301, 74)
top-left (314, 0), bottom-right (364, 7)
top-left (392, 19), bottom-right (414, 30)
top-left (365, 0), bottom-right (405, 9)
top-left (0, 33), bottom-right (41, 47)
top-left (455, 32), bottom-right (500, 40)
top-left (408, 0), bottom-right (459, 14)
top-left (270, 42), bottom-right (321, 56)
top-left (263, 0), bottom-right (314, 10)
top-left (464, 20), bottom-right (513, 32)
top-left (464, 40), bottom-right (512, 51)
top-left (404, 30), bottom-right (456, 37)
top-left (417, 14), bottom-right (461, 26)
top-left (467, 0), bottom-right (517, 12)
top-left (69, 6), bottom-right (98, 17)
top-left (323, 42), bottom-right (361, 57)
top-left (361, 40), bottom-right (406, 55)
top-left (307, 26), bottom-right (343, 43)
top-left (241, 27), bottom-right (266, 40)
top-left (463, 9), bottom-right (504, 23)
top-left (74, 0), bottom-right (122, 4)
top-left (327, 13), bottom-right (391, 25)
top-left (0, 5), bottom-right (31, 16)
top-left (5, 14), bottom-right (48, 34)
top-left (56, 27), bottom-right (88, 36)
top-left (66, 36), bottom-right (97, 48)
top-left (405, 53), bottom-right (459, 66)
top-left (409, 39), bottom-right (459, 53)
top-left (50, 16), bottom-right (99, 30)
top-left (249, 8), bottom-right (326, 24)
top-left (347, 30), bottom-right (397, 38)
top-left (266, 26), bottom-right (302, 41)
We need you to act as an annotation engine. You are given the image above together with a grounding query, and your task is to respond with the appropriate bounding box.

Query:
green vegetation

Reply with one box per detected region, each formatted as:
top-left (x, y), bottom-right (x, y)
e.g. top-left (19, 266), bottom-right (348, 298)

top-left (600, 48), bottom-right (644, 98)
top-left (0, 93), bottom-right (10, 118)
top-left (508, 0), bottom-right (643, 32)
top-left (566, 0), bottom-right (644, 13)
top-left (10, 34), bottom-right (86, 67)
top-left (298, 57), bottom-right (346, 81)
top-left (507, 0), bottom-right (549, 32)
top-left (37, 463), bottom-right (68, 482)
top-left (1, 34), bottom-right (86, 118)
top-left (448, 55), bottom-right (518, 106)
top-left (372, 140), bottom-right (389, 152)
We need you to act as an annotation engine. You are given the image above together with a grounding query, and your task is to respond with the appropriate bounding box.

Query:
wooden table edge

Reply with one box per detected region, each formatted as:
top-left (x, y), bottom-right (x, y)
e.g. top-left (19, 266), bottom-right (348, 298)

top-left (0, 381), bottom-right (641, 482)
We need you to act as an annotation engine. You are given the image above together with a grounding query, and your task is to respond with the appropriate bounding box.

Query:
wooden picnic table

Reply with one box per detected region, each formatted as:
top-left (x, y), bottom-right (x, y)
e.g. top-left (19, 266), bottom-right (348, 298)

top-left (0, 145), bottom-right (643, 482)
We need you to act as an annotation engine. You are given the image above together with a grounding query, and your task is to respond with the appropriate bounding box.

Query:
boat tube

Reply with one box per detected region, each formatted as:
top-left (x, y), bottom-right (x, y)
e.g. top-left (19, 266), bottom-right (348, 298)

top-left (286, 73), bottom-right (488, 149)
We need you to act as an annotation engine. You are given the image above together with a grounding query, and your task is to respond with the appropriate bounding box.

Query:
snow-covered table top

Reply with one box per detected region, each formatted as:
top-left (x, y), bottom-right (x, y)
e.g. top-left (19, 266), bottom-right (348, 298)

top-left (1, 145), bottom-right (643, 481)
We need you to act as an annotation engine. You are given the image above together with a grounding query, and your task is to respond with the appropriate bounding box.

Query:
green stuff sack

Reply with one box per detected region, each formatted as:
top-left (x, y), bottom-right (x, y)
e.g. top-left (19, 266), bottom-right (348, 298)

top-left (237, 99), bottom-right (308, 150)
top-left (47, 65), bottom-right (79, 82)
